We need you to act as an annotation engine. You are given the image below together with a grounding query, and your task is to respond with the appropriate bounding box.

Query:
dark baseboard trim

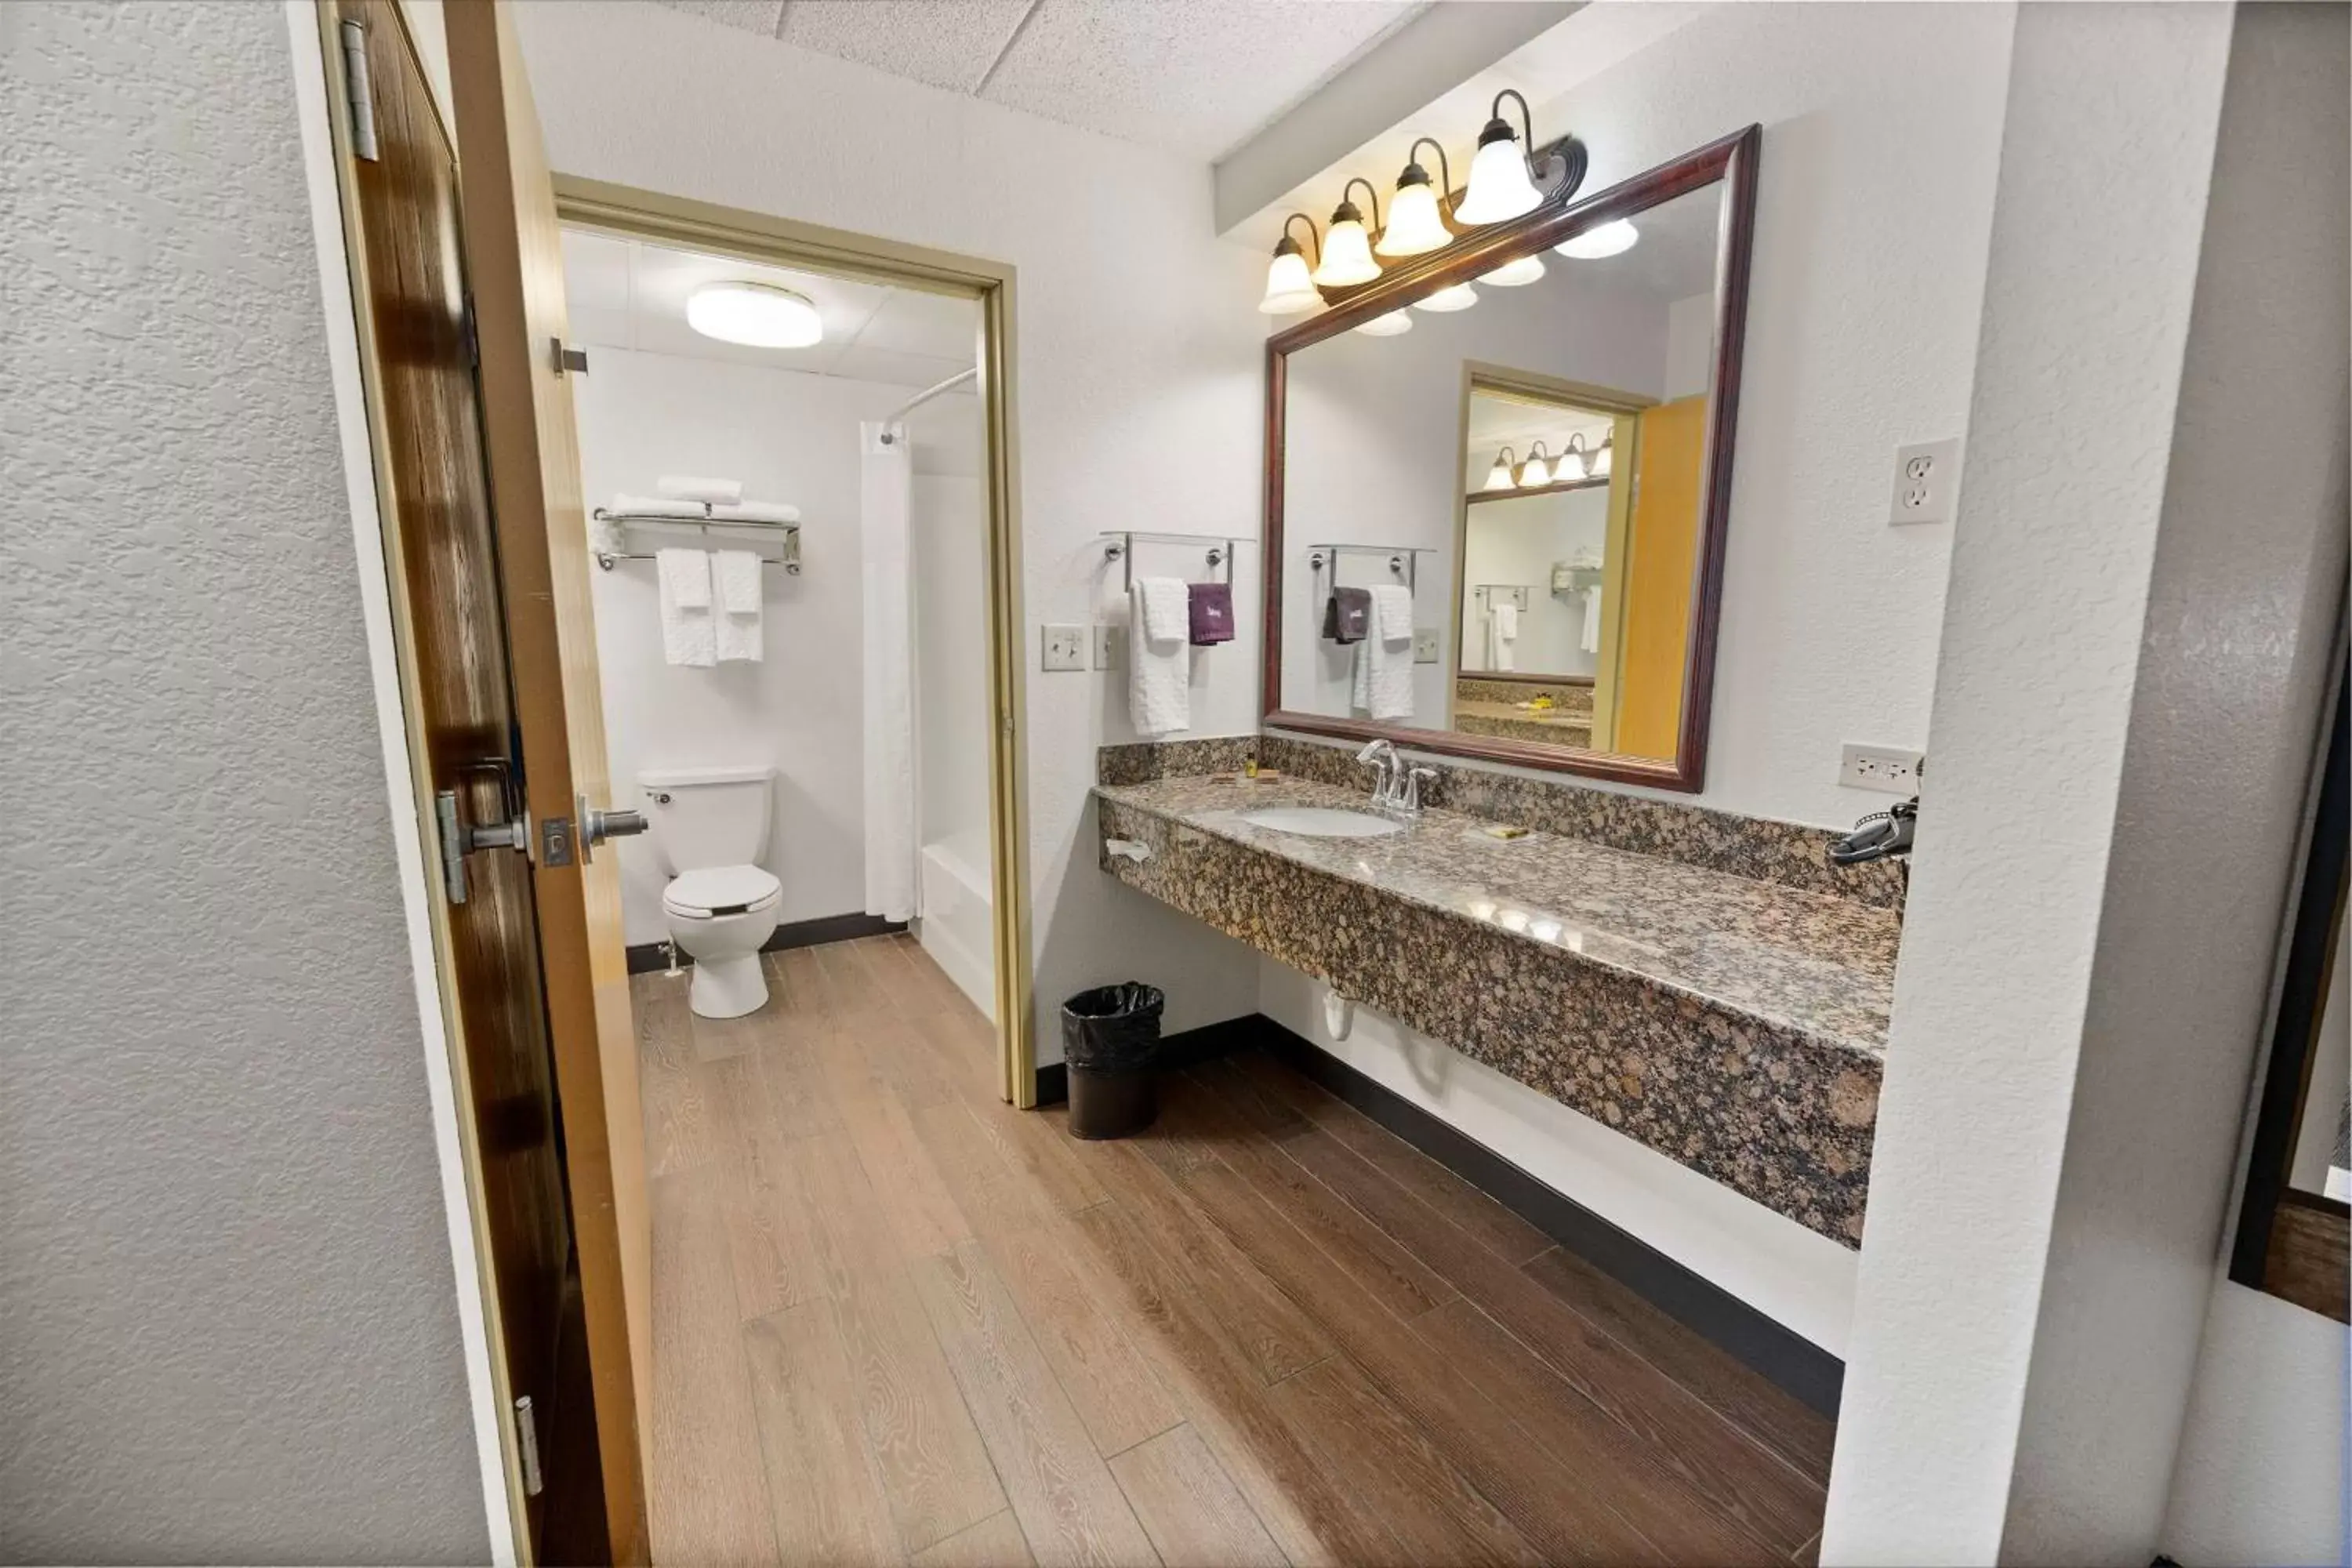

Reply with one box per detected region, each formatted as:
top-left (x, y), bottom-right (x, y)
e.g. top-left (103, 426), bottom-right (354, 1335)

top-left (625, 912), bottom-right (908, 975)
top-left (1031, 1013), bottom-right (1265, 1107)
top-left (1247, 1014), bottom-right (1845, 1415)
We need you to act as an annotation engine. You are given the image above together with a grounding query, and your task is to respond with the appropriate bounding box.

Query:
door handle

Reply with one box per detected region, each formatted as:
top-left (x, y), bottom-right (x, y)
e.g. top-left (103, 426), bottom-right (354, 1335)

top-left (434, 760), bottom-right (534, 904)
top-left (578, 794), bottom-right (648, 863)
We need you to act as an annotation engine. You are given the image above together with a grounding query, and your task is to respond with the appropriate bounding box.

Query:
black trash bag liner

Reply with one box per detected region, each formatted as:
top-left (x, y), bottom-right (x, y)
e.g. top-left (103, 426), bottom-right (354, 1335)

top-left (1060, 982), bottom-right (1164, 1073)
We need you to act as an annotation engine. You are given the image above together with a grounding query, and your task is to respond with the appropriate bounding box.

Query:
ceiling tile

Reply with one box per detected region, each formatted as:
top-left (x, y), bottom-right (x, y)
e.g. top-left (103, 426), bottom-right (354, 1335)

top-left (853, 288), bottom-right (982, 362)
top-left (651, 0), bottom-right (784, 37)
top-left (776, 0), bottom-right (1035, 94)
top-left (978, 0), bottom-right (1425, 160)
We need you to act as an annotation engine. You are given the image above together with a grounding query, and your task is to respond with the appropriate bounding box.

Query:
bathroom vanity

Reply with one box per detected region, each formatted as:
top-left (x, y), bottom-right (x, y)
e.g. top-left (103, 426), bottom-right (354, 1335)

top-left (1095, 737), bottom-right (1899, 1245)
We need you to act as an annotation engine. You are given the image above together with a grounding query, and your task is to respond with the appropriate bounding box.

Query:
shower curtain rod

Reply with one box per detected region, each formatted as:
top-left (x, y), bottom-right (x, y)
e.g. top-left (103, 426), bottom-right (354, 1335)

top-left (879, 367), bottom-right (979, 442)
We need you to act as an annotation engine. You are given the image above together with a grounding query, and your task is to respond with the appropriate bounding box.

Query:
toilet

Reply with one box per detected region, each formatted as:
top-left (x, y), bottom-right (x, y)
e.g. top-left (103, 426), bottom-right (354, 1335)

top-left (641, 765), bottom-right (782, 1018)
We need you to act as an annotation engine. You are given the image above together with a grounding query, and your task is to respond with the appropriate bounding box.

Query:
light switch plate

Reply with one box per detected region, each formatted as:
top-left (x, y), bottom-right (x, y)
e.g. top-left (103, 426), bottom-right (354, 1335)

top-left (1414, 628), bottom-right (1441, 664)
top-left (1841, 742), bottom-right (1925, 794)
top-left (1040, 623), bottom-right (1086, 671)
top-left (1890, 437), bottom-right (1962, 526)
top-left (1092, 623), bottom-right (1122, 670)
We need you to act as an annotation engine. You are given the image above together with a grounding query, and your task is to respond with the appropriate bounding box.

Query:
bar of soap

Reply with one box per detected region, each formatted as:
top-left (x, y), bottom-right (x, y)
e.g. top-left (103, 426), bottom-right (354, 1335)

top-left (1480, 823), bottom-right (1531, 840)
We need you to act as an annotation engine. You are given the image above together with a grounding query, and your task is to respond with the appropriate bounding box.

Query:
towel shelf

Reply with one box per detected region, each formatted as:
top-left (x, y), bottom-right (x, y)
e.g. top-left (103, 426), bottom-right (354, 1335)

top-left (1308, 542), bottom-right (1435, 595)
top-left (593, 507), bottom-right (802, 574)
top-left (1474, 584), bottom-right (1532, 612)
top-left (1101, 530), bottom-right (1245, 593)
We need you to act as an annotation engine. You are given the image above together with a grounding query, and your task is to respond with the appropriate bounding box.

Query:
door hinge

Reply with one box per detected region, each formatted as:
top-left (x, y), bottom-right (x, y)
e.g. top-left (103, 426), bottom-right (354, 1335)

top-left (513, 1395), bottom-right (544, 1497)
top-left (338, 20), bottom-right (379, 162)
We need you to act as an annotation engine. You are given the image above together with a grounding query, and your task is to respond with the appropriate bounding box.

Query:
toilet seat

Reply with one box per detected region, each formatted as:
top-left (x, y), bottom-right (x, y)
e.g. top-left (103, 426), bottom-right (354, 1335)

top-left (662, 864), bottom-right (782, 919)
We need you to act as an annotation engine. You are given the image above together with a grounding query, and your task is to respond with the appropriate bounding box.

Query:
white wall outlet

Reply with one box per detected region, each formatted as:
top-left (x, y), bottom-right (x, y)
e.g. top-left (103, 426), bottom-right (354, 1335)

top-left (1040, 623), bottom-right (1086, 671)
top-left (1414, 628), bottom-right (1441, 664)
top-left (1841, 742), bottom-right (1925, 794)
top-left (1092, 623), bottom-right (1123, 670)
top-left (1890, 437), bottom-right (1962, 526)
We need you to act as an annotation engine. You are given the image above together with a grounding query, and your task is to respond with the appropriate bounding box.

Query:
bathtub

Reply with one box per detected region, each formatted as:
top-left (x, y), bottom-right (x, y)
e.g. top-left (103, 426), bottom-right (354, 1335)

top-left (916, 837), bottom-right (996, 1022)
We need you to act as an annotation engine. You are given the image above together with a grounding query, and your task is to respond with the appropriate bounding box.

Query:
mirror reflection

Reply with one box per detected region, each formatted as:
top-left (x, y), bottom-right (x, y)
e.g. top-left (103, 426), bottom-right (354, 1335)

top-left (1276, 175), bottom-right (1730, 771)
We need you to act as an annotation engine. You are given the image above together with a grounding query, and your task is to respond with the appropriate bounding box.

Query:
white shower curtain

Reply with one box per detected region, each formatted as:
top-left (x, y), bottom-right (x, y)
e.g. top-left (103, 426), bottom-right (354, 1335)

top-left (861, 421), bottom-right (917, 922)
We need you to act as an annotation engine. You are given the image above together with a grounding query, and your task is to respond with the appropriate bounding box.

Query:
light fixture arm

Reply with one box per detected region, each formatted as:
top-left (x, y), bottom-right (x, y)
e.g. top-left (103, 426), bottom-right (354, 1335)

top-left (1280, 211), bottom-right (1321, 265)
top-left (1340, 176), bottom-right (1382, 231)
top-left (1406, 136), bottom-right (1454, 207)
top-left (1488, 89), bottom-right (1534, 150)
top-left (1565, 432), bottom-right (1588, 459)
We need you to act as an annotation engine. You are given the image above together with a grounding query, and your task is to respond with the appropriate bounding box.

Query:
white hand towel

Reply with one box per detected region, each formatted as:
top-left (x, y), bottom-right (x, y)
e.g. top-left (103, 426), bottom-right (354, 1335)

top-left (1489, 600), bottom-right (1518, 673)
top-left (1579, 585), bottom-right (1603, 654)
top-left (1129, 581), bottom-right (1192, 735)
top-left (708, 500), bottom-right (801, 524)
top-left (614, 492), bottom-right (710, 518)
top-left (1135, 575), bottom-right (1189, 647)
top-left (713, 549), bottom-right (763, 663)
top-left (1370, 583), bottom-right (1414, 644)
top-left (1491, 601), bottom-right (1518, 641)
top-left (657, 548), bottom-right (715, 667)
top-left (658, 474), bottom-right (742, 505)
top-left (1357, 584), bottom-right (1415, 720)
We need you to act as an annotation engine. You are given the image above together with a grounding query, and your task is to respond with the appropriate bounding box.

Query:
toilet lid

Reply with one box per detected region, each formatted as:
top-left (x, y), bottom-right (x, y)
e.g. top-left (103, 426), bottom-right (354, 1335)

top-left (664, 864), bottom-right (782, 913)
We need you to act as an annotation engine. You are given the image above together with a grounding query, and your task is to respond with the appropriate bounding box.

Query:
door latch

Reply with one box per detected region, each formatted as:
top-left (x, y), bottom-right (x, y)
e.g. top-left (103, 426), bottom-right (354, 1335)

top-left (434, 759), bottom-right (532, 904)
top-left (578, 793), bottom-right (648, 863)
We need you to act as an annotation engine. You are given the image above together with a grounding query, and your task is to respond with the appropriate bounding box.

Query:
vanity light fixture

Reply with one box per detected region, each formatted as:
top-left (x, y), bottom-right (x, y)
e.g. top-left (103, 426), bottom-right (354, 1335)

top-left (686, 281), bottom-right (824, 348)
top-left (1479, 253), bottom-right (1547, 288)
top-left (1556, 218), bottom-right (1640, 259)
top-left (1518, 441), bottom-right (1554, 487)
top-left (1258, 213), bottom-right (1323, 315)
top-left (1312, 179), bottom-right (1384, 289)
top-left (1454, 89), bottom-right (1547, 225)
top-left (1353, 310), bottom-right (1414, 337)
top-left (1483, 448), bottom-right (1519, 492)
top-left (1556, 433), bottom-right (1591, 483)
top-left (1376, 137), bottom-right (1456, 257)
top-left (1591, 431), bottom-right (1614, 477)
top-left (1413, 281), bottom-right (1479, 314)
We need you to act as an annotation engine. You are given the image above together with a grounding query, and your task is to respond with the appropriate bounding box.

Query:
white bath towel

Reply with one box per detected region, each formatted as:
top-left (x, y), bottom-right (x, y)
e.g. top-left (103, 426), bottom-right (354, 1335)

top-left (1579, 585), bottom-right (1603, 654)
top-left (613, 492), bottom-right (710, 519)
top-left (709, 500), bottom-right (801, 524)
top-left (1352, 584), bottom-right (1414, 720)
top-left (659, 474), bottom-right (741, 505)
top-left (713, 549), bottom-right (763, 663)
top-left (1129, 577), bottom-right (1192, 736)
top-left (657, 548), bottom-right (716, 667)
top-left (1489, 601), bottom-right (1518, 673)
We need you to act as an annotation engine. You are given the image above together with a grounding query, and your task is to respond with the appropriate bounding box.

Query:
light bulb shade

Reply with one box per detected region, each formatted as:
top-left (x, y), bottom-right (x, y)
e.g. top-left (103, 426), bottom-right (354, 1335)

top-left (1257, 247), bottom-right (1320, 314)
top-left (1483, 449), bottom-right (1518, 492)
top-left (1456, 129), bottom-right (1544, 225)
top-left (1376, 177), bottom-right (1451, 256)
top-left (1312, 218), bottom-right (1381, 288)
top-left (1412, 282), bottom-right (1479, 314)
top-left (1555, 448), bottom-right (1587, 482)
top-left (1353, 310), bottom-right (1414, 337)
top-left (1479, 254), bottom-right (1546, 288)
top-left (1555, 219), bottom-right (1640, 259)
top-left (1518, 453), bottom-right (1550, 486)
top-left (1592, 435), bottom-right (1613, 476)
top-left (687, 281), bottom-right (824, 347)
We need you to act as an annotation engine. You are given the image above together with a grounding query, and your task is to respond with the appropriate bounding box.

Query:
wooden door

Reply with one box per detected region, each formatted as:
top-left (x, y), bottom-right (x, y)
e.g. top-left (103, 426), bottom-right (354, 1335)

top-left (445, 4), bottom-right (653, 1561)
top-left (325, 2), bottom-right (586, 1558)
top-left (1614, 394), bottom-right (1709, 761)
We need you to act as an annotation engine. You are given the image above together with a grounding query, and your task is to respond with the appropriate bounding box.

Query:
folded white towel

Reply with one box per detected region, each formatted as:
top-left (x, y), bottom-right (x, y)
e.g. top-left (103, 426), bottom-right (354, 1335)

top-left (1579, 585), bottom-right (1603, 654)
top-left (1134, 575), bottom-right (1189, 647)
top-left (713, 550), bottom-right (763, 663)
top-left (1129, 581), bottom-right (1191, 735)
top-left (659, 474), bottom-right (742, 505)
top-left (657, 549), bottom-right (715, 667)
top-left (1354, 585), bottom-right (1415, 720)
top-left (709, 500), bottom-right (800, 524)
top-left (613, 493), bottom-right (709, 519)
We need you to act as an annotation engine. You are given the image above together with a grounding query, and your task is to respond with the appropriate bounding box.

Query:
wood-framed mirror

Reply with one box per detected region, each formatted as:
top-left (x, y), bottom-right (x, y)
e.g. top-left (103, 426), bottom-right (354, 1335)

top-left (1262, 126), bottom-right (1760, 789)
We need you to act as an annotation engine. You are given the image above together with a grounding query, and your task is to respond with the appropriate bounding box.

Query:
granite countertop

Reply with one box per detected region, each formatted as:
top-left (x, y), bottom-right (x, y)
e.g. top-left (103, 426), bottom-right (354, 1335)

top-left (1453, 698), bottom-right (1593, 731)
top-left (1094, 772), bottom-right (1898, 1059)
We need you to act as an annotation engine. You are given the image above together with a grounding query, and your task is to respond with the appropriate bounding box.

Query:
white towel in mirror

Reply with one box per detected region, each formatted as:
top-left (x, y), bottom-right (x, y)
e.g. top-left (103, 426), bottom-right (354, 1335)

top-left (1488, 601), bottom-right (1518, 672)
top-left (1579, 585), bottom-right (1603, 654)
top-left (1354, 584), bottom-right (1414, 720)
top-left (658, 474), bottom-right (742, 505)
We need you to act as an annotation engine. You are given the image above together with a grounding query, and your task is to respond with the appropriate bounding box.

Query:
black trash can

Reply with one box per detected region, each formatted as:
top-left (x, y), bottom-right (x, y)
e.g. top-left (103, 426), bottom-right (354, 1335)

top-left (1060, 982), bottom-right (1164, 1139)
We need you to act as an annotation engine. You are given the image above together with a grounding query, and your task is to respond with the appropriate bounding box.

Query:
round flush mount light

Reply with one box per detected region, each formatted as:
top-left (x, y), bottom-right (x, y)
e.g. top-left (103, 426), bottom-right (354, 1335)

top-left (1412, 282), bottom-right (1479, 314)
top-left (1353, 310), bottom-right (1414, 337)
top-left (1479, 254), bottom-right (1546, 288)
top-left (1555, 219), bottom-right (1640, 260)
top-left (687, 281), bottom-right (824, 348)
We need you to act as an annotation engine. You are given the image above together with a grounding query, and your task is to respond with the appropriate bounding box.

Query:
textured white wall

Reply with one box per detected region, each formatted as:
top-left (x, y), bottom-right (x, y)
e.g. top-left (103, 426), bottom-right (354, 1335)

top-left (1828, 4), bottom-right (2350, 1560)
top-left (513, 0), bottom-right (1268, 1049)
top-left (0, 3), bottom-right (490, 1559)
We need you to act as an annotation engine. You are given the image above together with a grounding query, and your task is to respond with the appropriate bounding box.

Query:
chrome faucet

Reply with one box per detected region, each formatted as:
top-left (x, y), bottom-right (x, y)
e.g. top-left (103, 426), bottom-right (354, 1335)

top-left (1356, 739), bottom-right (1400, 808)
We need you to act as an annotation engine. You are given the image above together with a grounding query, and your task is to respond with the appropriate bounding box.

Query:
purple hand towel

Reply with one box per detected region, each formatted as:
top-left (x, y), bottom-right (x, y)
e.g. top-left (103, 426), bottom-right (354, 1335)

top-left (1189, 582), bottom-right (1235, 645)
top-left (1322, 586), bottom-right (1371, 644)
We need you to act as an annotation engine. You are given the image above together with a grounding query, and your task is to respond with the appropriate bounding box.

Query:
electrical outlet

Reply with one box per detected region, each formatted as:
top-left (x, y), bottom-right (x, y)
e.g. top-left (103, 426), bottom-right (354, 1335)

top-left (1890, 437), bottom-right (1962, 526)
top-left (1841, 743), bottom-right (1925, 795)
top-left (1414, 628), bottom-right (1441, 664)
top-left (1092, 623), bottom-right (1122, 670)
top-left (1040, 623), bottom-right (1086, 671)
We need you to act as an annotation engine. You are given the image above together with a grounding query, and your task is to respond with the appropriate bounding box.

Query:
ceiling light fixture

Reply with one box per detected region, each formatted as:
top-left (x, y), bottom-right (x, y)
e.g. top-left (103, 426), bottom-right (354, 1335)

top-left (1377, 137), bottom-right (1456, 257)
top-left (1353, 310), bottom-right (1414, 337)
top-left (1483, 448), bottom-right (1519, 492)
top-left (1556, 218), bottom-right (1640, 259)
top-left (1313, 178), bottom-right (1384, 289)
top-left (1479, 253), bottom-right (1546, 288)
top-left (1455, 89), bottom-right (1547, 226)
top-left (1413, 281), bottom-right (1479, 314)
top-left (686, 281), bottom-right (824, 348)
top-left (1258, 213), bottom-right (1323, 315)
top-left (1519, 441), bottom-right (1554, 487)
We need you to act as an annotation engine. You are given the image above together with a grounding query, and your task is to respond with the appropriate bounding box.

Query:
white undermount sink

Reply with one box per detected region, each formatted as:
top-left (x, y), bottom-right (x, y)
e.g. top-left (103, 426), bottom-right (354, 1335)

top-left (1240, 806), bottom-right (1405, 839)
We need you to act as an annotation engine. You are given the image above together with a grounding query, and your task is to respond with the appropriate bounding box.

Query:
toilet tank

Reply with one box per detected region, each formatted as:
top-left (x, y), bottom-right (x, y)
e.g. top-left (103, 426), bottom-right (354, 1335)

top-left (638, 765), bottom-right (775, 874)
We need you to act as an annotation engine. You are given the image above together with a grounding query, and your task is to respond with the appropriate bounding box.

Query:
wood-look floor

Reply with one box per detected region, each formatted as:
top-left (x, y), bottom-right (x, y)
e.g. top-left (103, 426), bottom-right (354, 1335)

top-left (633, 936), bottom-right (1832, 1567)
